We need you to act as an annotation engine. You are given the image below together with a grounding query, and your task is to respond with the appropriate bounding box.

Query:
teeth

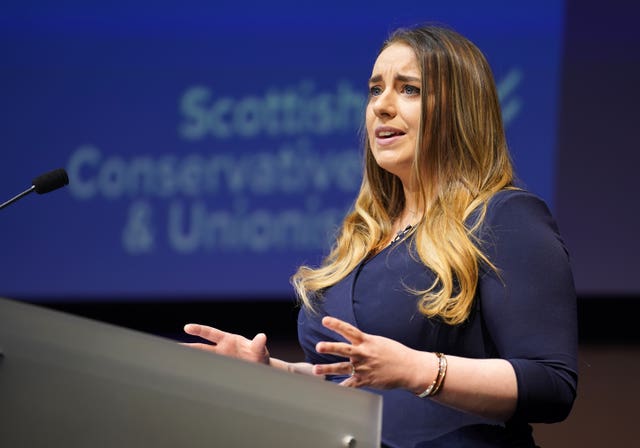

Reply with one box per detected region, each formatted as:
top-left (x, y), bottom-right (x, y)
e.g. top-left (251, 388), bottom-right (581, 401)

top-left (379, 131), bottom-right (395, 137)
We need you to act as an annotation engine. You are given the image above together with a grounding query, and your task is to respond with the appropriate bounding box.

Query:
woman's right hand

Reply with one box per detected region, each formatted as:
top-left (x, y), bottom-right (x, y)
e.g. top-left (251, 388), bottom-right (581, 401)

top-left (183, 323), bottom-right (270, 365)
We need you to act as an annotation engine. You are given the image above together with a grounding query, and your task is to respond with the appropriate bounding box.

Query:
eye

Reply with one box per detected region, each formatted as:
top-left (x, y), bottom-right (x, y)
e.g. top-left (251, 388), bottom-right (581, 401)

top-left (402, 85), bottom-right (420, 96)
top-left (369, 85), bottom-right (383, 96)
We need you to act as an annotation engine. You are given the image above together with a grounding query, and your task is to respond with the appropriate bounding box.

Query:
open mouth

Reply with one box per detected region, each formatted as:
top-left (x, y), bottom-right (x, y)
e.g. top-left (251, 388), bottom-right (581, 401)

top-left (375, 127), bottom-right (406, 139)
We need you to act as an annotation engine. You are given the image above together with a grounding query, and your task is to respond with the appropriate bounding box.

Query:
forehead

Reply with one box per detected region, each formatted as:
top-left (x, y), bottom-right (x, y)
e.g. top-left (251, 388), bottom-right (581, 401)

top-left (370, 42), bottom-right (420, 78)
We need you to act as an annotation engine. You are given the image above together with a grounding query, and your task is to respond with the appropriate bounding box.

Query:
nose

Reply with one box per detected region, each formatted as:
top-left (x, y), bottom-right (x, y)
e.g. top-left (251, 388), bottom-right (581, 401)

top-left (372, 89), bottom-right (397, 118)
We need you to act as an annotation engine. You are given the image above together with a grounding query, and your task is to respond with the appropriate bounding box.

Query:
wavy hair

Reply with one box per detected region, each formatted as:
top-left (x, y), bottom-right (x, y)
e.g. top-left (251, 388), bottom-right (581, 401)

top-left (291, 25), bottom-right (514, 325)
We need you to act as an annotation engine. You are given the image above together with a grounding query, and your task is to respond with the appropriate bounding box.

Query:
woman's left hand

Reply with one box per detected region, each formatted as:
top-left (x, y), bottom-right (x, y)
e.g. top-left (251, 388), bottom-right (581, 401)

top-left (312, 316), bottom-right (432, 392)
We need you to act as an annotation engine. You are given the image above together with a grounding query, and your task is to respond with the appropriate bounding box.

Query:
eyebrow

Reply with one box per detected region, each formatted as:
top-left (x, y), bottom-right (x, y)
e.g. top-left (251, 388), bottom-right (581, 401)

top-left (368, 74), bottom-right (422, 84)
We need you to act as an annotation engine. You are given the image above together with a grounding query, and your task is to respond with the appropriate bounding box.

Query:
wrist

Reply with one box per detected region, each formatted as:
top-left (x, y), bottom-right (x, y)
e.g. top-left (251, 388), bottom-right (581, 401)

top-left (414, 352), bottom-right (447, 398)
top-left (407, 350), bottom-right (439, 394)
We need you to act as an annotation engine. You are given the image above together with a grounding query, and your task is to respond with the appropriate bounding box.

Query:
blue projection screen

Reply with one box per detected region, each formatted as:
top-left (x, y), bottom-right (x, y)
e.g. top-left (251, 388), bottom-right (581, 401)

top-left (0, 1), bottom-right (565, 300)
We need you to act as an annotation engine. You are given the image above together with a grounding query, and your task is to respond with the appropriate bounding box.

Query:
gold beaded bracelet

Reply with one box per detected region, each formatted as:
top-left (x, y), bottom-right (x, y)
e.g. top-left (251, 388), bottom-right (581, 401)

top-left (416, 352), bottom-right (448, 398)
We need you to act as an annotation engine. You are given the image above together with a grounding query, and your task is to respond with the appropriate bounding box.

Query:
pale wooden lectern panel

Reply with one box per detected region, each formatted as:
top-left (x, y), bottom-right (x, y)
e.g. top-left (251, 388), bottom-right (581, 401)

top-left (0, 298), bottom-right (381, 447)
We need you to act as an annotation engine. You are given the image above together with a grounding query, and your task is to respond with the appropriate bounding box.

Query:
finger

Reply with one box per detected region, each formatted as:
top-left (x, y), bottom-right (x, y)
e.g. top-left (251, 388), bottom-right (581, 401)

top-left (313, 361), bottom-right (353, 376)
top-left (184, 323), bottom-right (225, 343)
top-left (322, 316), bottom-right (365, 344)
top-left (315, 341), bottom-right (357, 358)
top-left (180, 342), bottom-right (218, 353)
top-left (339, 375), bottom-right (358, 388)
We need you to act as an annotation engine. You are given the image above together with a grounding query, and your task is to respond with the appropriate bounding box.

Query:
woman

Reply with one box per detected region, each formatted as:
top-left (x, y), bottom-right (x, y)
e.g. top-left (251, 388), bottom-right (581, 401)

top-left (184, 25), bottom-right (578, 447)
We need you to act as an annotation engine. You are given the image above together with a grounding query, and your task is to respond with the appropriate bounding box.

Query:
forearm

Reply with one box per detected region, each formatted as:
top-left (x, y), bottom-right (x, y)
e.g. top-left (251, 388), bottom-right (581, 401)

top-left (269, 357), bottom-right (318, 376)
top-left (408, 351), bottom-right (518, 422)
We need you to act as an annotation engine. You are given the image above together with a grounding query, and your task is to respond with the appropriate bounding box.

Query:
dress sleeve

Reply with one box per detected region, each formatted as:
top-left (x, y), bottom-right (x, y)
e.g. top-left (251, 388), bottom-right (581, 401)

top-left (478, 190), bottom-right (578, 423)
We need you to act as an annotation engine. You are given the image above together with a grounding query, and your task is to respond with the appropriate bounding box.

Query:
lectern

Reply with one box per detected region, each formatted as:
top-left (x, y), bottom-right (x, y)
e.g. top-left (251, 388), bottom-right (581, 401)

top-left (0, 298), bottom-right (381, 447)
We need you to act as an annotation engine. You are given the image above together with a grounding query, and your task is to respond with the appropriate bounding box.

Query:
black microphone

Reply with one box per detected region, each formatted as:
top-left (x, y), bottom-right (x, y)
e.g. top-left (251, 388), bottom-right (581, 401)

top-left (0, 168), bottom-right (69, 210)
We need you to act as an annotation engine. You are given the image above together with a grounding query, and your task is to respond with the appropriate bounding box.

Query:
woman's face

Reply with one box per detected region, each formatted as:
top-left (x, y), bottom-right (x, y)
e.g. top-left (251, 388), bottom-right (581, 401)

top-left (366, 42), bottom-right (422, 185)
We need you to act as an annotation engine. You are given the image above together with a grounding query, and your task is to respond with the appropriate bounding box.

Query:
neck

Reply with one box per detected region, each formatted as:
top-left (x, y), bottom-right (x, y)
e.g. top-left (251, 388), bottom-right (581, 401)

top-left (398, 183), bottom-right (422, 228)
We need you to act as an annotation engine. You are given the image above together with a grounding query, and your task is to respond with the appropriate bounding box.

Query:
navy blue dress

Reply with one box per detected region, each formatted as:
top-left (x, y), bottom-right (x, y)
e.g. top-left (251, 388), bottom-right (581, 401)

top-left (297, 190), bottom-right (578, 447)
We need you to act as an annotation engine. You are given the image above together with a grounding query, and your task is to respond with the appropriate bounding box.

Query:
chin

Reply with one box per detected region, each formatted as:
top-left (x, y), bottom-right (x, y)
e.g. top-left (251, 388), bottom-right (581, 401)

top-left (374, 159), bottom-right (412, 181)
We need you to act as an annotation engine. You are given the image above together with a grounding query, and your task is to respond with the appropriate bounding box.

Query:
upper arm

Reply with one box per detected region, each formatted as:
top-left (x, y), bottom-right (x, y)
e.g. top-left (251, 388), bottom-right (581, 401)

top-left (478, 191), bottom-right (578, 422)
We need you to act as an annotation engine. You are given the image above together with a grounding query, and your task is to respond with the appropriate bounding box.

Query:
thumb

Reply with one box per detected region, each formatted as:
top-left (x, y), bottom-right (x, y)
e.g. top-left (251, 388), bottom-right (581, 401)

top-left (252, 332), bottom-right (267, 345)
top-left (251, 333), bottom-right (269, 356)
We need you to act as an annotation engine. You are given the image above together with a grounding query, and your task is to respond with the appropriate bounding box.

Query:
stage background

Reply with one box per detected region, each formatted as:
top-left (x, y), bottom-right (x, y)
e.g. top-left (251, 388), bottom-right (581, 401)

top-left (2, 0), bottom-right (567, 300)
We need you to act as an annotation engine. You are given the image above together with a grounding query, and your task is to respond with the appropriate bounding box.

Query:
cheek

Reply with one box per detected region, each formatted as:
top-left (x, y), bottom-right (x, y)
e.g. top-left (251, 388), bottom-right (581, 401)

top-left (365, 106), bottom-right (375, 131)
top-left (408, 106), bottom-right (422, 137)
top-left (365, 108), bottom-right (377, 142)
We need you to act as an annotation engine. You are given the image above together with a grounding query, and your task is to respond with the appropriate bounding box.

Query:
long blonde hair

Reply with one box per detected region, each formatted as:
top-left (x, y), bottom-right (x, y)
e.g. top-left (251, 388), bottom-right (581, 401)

top-left (292, 25), bottom-right (514, 325)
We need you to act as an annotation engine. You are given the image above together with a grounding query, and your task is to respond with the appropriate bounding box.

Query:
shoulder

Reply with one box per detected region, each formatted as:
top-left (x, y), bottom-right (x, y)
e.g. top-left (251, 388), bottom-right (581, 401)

top-left (485, 189), bottom-right (552, 221)
top-left (478, 188), bottom-right (569, 259)
top-left (481, 188), bottom-right (559, 234)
